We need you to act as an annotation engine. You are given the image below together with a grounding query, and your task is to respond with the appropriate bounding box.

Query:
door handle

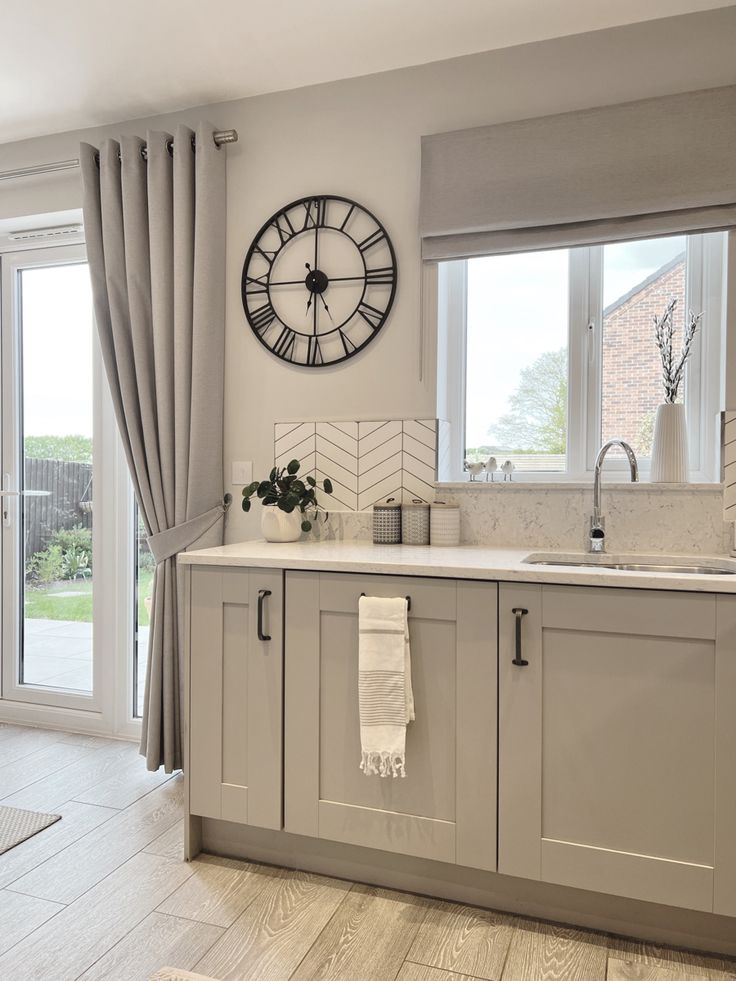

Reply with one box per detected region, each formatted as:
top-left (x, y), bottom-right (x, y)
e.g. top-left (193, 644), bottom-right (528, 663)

top-left (257, 589), bottom-right (272, 642)
top-left (511, 607), bottom-right (529, 666)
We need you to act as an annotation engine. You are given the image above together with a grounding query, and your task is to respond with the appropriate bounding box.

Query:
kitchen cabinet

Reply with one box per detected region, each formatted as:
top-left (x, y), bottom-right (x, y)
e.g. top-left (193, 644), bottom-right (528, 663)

top-left (187, 565), bottom-right (283, 829)
top-left (284, 571), bottom-right (497, 870)
top-left (498, 583), bottom-right (736, 915)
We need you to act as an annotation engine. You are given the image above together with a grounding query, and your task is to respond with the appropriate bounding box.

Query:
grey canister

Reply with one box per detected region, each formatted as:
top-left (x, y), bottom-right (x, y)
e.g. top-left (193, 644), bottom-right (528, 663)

top-left (401, 499), bottom-right (430, 545)
top-left (430, 501), bottom-right (460, 546)
top-left (372, 497), bottom-right (401, 544)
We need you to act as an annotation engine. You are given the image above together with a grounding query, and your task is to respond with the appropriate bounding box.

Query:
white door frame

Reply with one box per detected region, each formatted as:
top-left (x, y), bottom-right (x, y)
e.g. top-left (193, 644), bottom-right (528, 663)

top-left (0, 241), bottom-right (140, 738)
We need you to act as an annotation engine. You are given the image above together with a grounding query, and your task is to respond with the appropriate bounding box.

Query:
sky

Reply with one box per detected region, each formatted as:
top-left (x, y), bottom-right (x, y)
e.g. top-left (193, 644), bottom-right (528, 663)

top-left (464, 235), bottom-right (687, 447)
top-left (21, 262), bottom-right (94, 439)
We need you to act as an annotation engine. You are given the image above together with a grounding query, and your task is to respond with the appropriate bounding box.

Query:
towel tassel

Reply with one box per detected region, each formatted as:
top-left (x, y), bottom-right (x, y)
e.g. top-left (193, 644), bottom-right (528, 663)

top-left (360, 750), bottom-right (406, 778)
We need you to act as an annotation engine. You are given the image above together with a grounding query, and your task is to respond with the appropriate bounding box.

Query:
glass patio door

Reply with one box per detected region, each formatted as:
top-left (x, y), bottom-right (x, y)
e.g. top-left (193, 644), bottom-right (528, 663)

top-left (1, 245), bottom-right (105, 713)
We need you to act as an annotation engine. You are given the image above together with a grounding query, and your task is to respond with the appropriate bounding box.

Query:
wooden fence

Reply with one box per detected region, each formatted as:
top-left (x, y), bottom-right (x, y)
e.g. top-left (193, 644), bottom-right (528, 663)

top-left (23, 458), bottom-right (93, 559)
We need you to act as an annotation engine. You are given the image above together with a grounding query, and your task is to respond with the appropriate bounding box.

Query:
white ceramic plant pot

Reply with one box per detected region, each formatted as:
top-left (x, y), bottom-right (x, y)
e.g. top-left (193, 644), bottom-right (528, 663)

top-left (650, 403), bottom-right (689, 483)
top-left (260, 506), bottom-right (303, 543)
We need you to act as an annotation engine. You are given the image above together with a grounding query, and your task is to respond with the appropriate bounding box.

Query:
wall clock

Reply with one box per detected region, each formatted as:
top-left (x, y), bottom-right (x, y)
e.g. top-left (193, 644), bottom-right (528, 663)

top-left (241, 194), bottom-right (397, 367)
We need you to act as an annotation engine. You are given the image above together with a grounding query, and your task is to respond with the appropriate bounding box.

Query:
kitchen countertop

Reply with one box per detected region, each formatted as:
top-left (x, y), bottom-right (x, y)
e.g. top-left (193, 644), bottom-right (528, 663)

top-left (179, 539), bottom-right (736, 593)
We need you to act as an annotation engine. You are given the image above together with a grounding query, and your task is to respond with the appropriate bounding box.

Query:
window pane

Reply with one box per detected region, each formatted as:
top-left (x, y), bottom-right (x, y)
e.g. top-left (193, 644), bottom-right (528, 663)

top-left (134, 508), bottom-right (152, 717)
top-left (601, 236), bottom-right (687, 457)
top-left (465, 250), bottom-right (569, 473)
top-left (21, 264), bottom-right (94, 692)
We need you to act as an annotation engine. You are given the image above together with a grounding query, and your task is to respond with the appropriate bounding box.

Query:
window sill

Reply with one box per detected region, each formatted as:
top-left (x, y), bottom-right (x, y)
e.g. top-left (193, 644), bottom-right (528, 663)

top-left (436, 480), bottom-right (723, 492)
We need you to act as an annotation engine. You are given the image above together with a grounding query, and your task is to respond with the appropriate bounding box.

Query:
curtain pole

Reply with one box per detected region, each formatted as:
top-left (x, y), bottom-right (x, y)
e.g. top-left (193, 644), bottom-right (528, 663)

top-left (0, 129), bottom-right (238, 182)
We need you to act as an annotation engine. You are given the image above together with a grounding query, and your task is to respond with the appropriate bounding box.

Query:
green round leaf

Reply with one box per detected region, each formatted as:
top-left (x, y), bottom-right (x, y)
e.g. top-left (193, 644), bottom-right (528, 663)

top-left (256, 480), bottom-right (272, 498)
top-left (306, 476), bottom-right (317, 487)
top-left (323, 478), bottom-right (333, 495)
top-left (301, 520), bottom-right (312, 532)
top-left (278, 499), bottom-right (295, 513)
top-left (263, 494), bottom-right (278, 506)
top-left (269, 467), bottom-right (278, 483)
top-left (287, 459), bottom-right (300, 475)
top-left (242, 499), bottom-right (251, 512)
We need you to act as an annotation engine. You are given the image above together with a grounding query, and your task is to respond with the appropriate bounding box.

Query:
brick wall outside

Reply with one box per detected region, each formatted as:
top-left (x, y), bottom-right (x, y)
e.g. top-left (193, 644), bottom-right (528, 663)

top-left (601, 257), bottom-right (685, 455)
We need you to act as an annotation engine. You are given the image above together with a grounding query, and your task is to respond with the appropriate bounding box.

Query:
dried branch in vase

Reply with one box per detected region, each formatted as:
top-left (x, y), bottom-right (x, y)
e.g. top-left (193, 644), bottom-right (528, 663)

top-left (653, 298), bottom-right (703, 404)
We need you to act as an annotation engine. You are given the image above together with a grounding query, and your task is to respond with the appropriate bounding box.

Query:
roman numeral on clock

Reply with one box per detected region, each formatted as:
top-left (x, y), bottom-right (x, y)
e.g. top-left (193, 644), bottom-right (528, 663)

top-left (270, 213), bottom-right (296, 245)
top-left (338, 329), bottom-right (357, 357)
top-left (244, 273), bottom-right (269, 297)
top-left (302, 197), bottom-right (327, 229)
top-left (357, 228), bottom-right (386, 253)
top-left (307, 336), bottom-right (323, 366)
top-left (250, 302), bottom-right (276, 334)
top-left (273, 326), bottom-right (297, 361)
top-left (357, 301), bottom-right (385, 330)
top-left (365, 266), bottom-right (395, 285)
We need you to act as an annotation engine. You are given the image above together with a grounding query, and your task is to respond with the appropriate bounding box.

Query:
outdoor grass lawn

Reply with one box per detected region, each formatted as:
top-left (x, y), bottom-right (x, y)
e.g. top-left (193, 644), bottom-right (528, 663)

top-left (24, 569), bottom-right (153, 625)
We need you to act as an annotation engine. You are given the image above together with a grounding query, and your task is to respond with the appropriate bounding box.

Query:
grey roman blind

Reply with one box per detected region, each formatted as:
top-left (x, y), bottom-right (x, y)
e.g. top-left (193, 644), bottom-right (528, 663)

top-left (420, 85), bottom-right (736, 261)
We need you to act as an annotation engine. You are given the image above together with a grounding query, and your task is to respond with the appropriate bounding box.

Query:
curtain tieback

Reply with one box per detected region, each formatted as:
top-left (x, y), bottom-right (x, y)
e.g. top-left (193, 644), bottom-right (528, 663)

top-left (147, 502), bottom-right (228, 565)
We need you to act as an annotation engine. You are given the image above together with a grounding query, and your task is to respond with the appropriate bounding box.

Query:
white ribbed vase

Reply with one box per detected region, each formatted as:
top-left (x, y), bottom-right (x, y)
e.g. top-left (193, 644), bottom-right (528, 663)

top-left (650, 403), bottom-right (689, 483)
top-left (261, 506), bottom-right (303, 542)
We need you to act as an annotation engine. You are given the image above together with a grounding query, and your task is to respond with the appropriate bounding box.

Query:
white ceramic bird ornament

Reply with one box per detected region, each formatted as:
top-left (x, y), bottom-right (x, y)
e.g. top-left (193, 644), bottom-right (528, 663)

top-left (501, 460), bottom-right (515, 481)
top-left (485, 457), bottom-right (497, 481)
top-left (464, 459), bottom-right (486, 481)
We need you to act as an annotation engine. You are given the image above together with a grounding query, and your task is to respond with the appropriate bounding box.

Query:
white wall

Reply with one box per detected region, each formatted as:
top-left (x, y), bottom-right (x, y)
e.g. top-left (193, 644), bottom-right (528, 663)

top-left (2, 7), bottom-right (736, 542)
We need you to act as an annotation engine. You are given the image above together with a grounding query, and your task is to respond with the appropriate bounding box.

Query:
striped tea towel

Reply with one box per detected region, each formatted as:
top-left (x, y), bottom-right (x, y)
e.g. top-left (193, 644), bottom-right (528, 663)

top-left (358, 595), bottom-right (414, 778)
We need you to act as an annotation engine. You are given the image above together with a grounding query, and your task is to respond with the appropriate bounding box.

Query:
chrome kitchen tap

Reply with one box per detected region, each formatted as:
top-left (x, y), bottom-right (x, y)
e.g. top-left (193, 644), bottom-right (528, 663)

top-left (589, 439), bottom-right (639, 553)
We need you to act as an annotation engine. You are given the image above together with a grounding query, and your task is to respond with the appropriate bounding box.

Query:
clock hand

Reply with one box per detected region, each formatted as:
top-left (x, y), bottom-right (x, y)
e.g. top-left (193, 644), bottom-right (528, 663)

top-left (317, 292), bottom-right (334, 323)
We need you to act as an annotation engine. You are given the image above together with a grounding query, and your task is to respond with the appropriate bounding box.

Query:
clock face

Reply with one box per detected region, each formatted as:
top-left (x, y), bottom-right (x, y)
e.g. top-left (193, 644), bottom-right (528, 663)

top-left (241, 195), bottom-right (397, 367)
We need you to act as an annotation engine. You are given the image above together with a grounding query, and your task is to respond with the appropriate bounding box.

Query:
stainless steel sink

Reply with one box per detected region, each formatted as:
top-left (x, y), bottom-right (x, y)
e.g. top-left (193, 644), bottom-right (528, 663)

top-left (523, 553), bottom-right (736, 575)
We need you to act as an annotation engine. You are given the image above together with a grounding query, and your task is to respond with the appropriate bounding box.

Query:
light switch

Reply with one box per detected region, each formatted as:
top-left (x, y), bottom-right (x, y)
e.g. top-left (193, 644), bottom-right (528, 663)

top-left (231, 461), bottom-right (253, 486)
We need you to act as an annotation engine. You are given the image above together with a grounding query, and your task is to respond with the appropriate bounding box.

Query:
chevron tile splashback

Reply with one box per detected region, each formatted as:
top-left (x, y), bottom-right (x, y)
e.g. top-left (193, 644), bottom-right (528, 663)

top-left (274, 419), bottom-right (439, 511)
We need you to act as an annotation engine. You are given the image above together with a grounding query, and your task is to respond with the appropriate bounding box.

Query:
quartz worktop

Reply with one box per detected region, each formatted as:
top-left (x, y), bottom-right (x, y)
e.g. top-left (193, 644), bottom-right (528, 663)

top-left (179, 539), bottom-right (736, 593)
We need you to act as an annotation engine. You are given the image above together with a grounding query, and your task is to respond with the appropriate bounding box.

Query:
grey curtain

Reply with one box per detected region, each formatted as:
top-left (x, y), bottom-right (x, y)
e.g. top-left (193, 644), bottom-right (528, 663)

top-left (420, 84), bottom-right (736, 259)
top-left (80, 123), bottom-right (227, 772)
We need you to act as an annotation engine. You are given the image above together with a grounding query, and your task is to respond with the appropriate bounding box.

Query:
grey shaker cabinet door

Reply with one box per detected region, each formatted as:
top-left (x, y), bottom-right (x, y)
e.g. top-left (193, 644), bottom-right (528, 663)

top-left (188, 565), bottom-right (283, 830)
top-left (498, 583), bottom-right (736, 914)
top-left (284, 571), bottom-right (497, 871)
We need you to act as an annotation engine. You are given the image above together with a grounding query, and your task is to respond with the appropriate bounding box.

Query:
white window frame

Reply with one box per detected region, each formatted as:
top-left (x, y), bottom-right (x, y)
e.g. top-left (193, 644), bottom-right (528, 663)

top-left (0, 223), bottom-right (141, 738)
top-left (436, 231), bottom-right (726, 484)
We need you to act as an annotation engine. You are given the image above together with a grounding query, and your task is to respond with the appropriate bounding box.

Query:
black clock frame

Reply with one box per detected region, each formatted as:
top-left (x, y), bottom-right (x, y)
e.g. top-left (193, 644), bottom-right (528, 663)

top-left (241, 194), bottom-right (397, 367)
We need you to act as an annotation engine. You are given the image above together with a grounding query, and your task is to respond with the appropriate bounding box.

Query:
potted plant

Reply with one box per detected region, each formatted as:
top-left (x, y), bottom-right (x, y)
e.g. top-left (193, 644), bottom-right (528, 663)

top-left (242, 459), bottom-right (333, 543)
top-left (650, 298), bottom-right (703, 482)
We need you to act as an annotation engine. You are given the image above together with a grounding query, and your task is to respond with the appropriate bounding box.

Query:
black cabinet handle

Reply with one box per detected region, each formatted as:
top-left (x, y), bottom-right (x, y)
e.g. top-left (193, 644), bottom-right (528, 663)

top-left (511, 607), bottom-right (529, 666)
top-left (257, 589), bottom-right (272, 642)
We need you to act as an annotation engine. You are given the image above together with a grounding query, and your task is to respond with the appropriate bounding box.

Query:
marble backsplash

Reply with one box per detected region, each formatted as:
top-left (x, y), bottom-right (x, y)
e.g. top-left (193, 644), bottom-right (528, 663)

top-left (311, 483), bottom-right (730, 555)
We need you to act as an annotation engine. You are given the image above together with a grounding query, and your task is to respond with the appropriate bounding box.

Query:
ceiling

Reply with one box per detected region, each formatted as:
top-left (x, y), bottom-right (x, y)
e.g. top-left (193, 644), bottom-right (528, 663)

top-left (2, 0), bottom-right (734, 145)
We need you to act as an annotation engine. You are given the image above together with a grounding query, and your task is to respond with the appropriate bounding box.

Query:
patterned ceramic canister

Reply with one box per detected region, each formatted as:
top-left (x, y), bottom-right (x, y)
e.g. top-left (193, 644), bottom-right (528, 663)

top-left (430, 501), bottom-right (460, 546)
top-left (372, 497), bottom-right (402, 544)
top-left (401, 499), bottom-right (430, 545)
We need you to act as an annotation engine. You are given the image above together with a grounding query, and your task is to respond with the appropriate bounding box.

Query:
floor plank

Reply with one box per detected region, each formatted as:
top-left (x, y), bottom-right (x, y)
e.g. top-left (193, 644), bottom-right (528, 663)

top-left (0, 799), bottom-right (116, 889)
top-left (608, 939), bottom-right (736, 981)
top-left (193, 866), bottom-right (352, 981)
top-left (291, 883), bottom-right (430, 981)
top-left (0, 888), bottom-right (63, 956)
top-left (0, 727), bottom-right (66, 764)
top-left (6, 775), bottom-right (184, 903)
top-left (607, 958), bottom-right (708, 980)
top-left (0, 739), bottom-right (93, 797)
top-left (77, 910), bottom-right (223, 981)
top-left (501, 919), bottom-right (608, 981)
top-left (400, 965), bottom-right (485, 981)
top-left (0, 739), bottom-right (137, 811)
top-left (73, 752), bottom-right (173, 809)
top-left (0, 850), bottom-right (193, 981)
top-left (59, 732), bottom-right (129, 750)
top-left (408, 900), bottom-right (515, 980)
top-left (144, 818), bottom-right (184, 861)
top-left (158, 853), bottom-right (271, 928)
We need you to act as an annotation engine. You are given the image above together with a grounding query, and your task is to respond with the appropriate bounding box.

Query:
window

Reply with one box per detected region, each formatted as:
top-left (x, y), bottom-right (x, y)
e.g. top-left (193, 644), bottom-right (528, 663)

top-left (437, 232), bottom-right (725, 482)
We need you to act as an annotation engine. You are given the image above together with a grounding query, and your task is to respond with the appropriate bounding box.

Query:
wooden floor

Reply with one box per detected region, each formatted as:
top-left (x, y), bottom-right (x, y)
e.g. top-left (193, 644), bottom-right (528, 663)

top-left (1, 724), bottom-right (735, 981)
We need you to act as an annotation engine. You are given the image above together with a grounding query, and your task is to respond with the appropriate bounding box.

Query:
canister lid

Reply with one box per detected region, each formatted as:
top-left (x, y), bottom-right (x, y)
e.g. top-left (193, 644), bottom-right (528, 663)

top-left (430, 501), bottom-right (459, 510)
top-left (402, 498), bottom-right (430, 510)
top-left (373, 497), bottom-right (401, 509)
